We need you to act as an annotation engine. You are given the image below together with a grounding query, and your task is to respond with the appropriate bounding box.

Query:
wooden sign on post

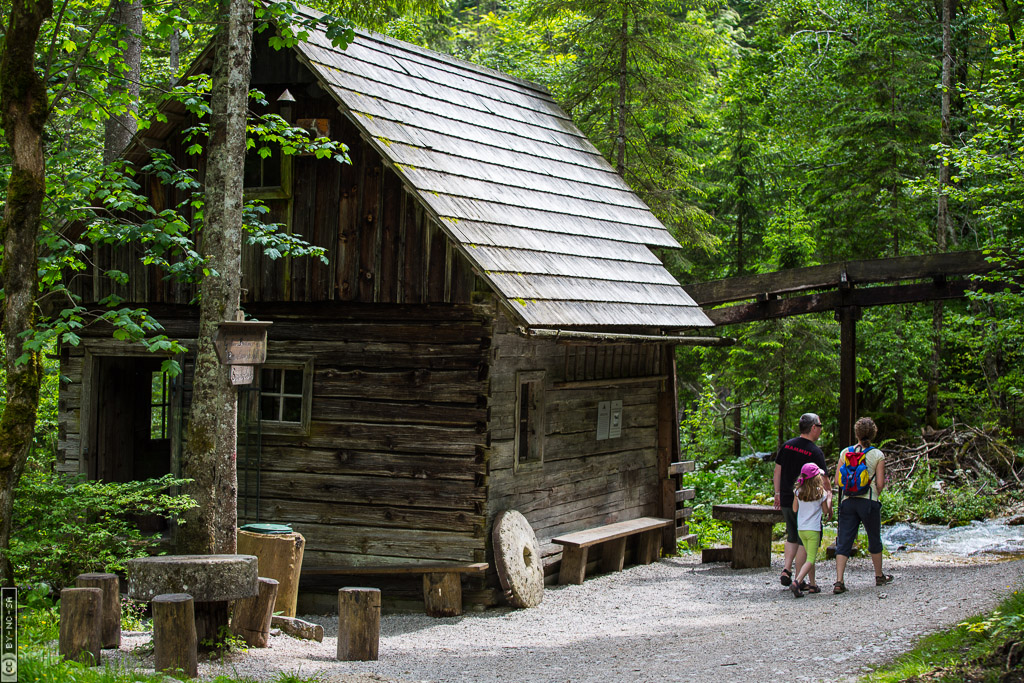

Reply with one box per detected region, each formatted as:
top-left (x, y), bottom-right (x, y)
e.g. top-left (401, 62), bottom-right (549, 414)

top-left (214, 320), bottom-right (272, 385)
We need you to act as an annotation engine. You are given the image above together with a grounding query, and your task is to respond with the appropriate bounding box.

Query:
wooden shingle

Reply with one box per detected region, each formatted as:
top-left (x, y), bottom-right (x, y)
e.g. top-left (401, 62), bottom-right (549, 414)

top-left (292, 10), bottom-right (712, 330)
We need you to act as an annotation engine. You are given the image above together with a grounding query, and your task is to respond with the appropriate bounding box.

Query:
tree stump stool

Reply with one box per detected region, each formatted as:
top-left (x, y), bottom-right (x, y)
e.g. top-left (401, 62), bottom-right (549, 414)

top-left (75, 572), bottom-right (121, 649)
top-left (337, 587), bottom-right (380, 661)
top-left (59, 587), bottom-right (102, 665)
top-left (231, 577), bottom-right (279, 647)
top-left (126, 555), bottom-right (258, 650)
top-left (153, 593), bottom-right (198, 678)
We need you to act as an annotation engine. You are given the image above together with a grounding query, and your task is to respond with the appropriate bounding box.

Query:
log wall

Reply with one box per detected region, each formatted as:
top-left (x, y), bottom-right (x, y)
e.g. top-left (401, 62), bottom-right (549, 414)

top-left (485, 312), bottom-right (667, 570)
top-left (59, 303), bottom-right (492, 569)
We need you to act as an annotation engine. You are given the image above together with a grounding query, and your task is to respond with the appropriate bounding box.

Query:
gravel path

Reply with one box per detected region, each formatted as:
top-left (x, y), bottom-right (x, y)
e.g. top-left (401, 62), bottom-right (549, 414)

top-left (109, 552), bottom-right (1024, 682)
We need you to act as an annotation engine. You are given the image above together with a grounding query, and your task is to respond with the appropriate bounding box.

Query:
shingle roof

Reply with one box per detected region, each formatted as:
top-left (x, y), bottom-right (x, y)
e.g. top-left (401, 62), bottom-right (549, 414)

top-left (302, 14), bottom-right (711, 330)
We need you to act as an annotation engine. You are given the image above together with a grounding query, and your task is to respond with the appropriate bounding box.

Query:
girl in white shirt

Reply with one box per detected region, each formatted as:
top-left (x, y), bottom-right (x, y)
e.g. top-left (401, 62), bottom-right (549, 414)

top-left (790, 463), bottom-right (833, 597)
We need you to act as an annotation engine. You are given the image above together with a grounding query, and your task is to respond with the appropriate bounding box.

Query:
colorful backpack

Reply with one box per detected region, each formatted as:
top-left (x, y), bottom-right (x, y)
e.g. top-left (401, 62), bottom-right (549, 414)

top-left (838, 446), bottom-right (875, 497)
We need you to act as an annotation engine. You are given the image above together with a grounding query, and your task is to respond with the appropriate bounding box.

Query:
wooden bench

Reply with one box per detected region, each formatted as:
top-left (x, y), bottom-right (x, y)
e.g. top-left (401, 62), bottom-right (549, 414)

top-left (552, 517), bottom-right (673, 585)
top-left (711, 504), bottom-right (783, 569)
top-left (303, 563), bottom-right (488, 617)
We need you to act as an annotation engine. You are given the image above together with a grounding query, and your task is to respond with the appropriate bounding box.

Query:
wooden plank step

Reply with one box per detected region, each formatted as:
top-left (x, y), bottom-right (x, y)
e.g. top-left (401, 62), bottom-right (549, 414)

top-left (675, 507), bottom-right (693, 520)
top-left (551, 517), bottom-right (673, 549)
top-left (675, 488), bottom-right (696, 502)
top-left (667, 461), bottom-right (695, 475)
top-left (304, 562), bottom-right (488, 576)
top-left (676, 532), bottom-right (697, 545)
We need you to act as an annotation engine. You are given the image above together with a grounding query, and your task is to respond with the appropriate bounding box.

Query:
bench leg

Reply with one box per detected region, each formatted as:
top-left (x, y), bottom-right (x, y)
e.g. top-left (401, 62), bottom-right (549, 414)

top-left (731, 521), bottom-right (772, 569)
top-left (637, 530), bottom-right (661, 564)
top-left (599, 538), bottom-right (627, 573)
top-left (558, 546), bottom-right (588, 585)
top-left (423, 573), bottom-right (462, 617)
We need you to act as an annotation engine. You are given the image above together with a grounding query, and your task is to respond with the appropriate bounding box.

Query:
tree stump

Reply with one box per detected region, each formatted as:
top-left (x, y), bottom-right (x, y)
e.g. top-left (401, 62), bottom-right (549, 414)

top-left (153, 593), bottom-right (198, 678)
top-left (75, 572), bottom-right (121, 649)
top-left (423, 572), bottom-right (461, 617)
top-left (231, 577), bottom-right (279, 647)
top-left (337, 587), bottom-right (380, 661)
top-left (237, 530), bottom-right (305, 617)
top-left (59, 587), bottom-right (102, 665)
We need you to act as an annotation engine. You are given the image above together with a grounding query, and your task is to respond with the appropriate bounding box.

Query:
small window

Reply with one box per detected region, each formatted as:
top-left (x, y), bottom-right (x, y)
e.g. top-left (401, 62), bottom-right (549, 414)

top-left (150, 371), bottom-right (170, 440)
top-left (259, 360), bottom-right (313, 435)
top-left (514, 370), bottom-right (545, 471)
top-left (244, 145), bottom-right (282, 189)
top-left (243, 144), bottom-right (291, 200)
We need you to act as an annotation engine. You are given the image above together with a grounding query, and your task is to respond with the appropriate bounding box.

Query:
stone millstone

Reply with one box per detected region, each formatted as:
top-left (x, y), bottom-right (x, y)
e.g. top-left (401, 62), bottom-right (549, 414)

top-left (492, 510), bottom-right (544, 608)
top-left (126, 555), bottom-right (259, 602)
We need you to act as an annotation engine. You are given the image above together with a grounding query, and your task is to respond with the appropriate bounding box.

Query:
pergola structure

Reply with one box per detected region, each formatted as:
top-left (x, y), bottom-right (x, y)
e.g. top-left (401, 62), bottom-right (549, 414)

top-left (685, 251), bottom-right (997, 446)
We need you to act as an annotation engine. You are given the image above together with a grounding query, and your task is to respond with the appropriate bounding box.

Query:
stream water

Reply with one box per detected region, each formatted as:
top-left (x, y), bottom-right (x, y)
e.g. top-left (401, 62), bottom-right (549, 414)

top-left (882, 516), bottom-right (1024, 557)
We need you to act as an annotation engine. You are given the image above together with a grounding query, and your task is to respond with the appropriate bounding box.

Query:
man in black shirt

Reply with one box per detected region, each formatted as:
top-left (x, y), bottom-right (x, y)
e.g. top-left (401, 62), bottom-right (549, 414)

top-left (773, 413), bottom-right (827, 588)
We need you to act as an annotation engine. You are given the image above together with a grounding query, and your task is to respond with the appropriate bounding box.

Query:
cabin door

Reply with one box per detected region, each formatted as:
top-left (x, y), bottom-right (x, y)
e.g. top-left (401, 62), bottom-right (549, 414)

top-left (89, 355), bottom-right (174, 488)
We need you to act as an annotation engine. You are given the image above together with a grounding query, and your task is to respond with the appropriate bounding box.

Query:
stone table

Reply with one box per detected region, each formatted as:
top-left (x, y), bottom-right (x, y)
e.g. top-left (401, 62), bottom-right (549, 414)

top-left (126, 555), bottom-right (258, 647)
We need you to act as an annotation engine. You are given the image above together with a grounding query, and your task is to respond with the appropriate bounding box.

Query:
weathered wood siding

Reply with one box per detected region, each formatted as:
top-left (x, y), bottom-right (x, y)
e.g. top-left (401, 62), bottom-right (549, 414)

top-left (485, 312), bottom-right (666, 568)
top-left (60, 303), bottom-right (491, 570)
top-left (71, 40), bottom-right (476, 309)
top-left (251, 303), bottom-right (491, 567)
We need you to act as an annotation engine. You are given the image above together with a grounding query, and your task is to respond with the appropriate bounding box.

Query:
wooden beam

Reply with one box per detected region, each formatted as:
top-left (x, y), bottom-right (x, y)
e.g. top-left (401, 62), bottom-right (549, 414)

top-left (703, 279), bottom-right (986, 326)
top-left (686, 251), bottom-right (994, 306)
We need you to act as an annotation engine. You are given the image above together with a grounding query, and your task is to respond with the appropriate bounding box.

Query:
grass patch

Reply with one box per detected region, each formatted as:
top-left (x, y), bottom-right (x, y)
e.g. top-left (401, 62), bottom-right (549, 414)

top-left (864, 586), bottom-right (1024, 682)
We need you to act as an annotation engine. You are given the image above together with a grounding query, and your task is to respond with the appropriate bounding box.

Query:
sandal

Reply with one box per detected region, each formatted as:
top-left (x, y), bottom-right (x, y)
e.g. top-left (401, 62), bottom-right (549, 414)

top-left (833, 581), bottom-right (847, 594)
top-left (875, 574), bottom-right (894, 586)
top-left (805, 584), bottom-right (821, 594)
top-left (780, 568), bottom-right (792, 586)
top-left (798, 580), bottom-right (810, 591)
top-left (790, 582), bottom-right (804, 598)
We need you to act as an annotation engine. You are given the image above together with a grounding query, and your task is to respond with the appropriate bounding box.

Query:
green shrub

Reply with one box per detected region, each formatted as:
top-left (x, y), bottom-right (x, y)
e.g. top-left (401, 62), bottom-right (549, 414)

top-left (882, 471), bottom-right (1001, 525)
top-left (8, 451), bottom-right (196, 590)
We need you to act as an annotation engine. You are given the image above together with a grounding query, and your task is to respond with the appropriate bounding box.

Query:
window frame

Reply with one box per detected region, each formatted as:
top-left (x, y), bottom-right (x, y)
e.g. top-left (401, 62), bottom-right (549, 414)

top-left (258, 358), bottom-right (313, 436)
top-left (513, 370), bottom-right (545, 473)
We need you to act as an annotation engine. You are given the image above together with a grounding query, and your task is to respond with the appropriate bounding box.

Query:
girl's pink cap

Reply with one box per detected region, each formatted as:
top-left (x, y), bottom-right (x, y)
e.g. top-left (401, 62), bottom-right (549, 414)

top-left (795, 463), bottom-right (823, 487)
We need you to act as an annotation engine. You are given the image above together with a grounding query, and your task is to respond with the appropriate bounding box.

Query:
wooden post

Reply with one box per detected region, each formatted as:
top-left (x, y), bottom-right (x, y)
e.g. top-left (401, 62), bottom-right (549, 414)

top-left (422, 572), bottom-right (462, 618)
top-left (599, 538), bottom-right (627, 573)
top-left (637, 529), bottom-right (661, 565)
top-left (337, 587), bottom-right (380, 661)
top-left (75, 572), bottom-right (120, 649)
top-left (557, 546), bottom-right (588, 585)
top-left (153, 593), bottom-right (198, 678)
top-left (731, 521), bottom-right (772, 569)
top-left (657, 343), bottom-right (681, 554)
top-left (231, 577), bottom-right (279, 647)
top-left (59, 587), bottom-right (102, 665)
top-left (838, 306), bottom-right (860, 448)
top-left (193, 601), bottom-right (229, 651)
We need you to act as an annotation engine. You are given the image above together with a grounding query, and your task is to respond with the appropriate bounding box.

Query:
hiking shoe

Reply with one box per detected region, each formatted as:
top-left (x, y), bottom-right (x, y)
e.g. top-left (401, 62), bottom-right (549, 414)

top-left (833, 581), bottom-right (847, 594)
top-left (780, 569), bottom-right (792, 586)
top-left (875, 574), bottom-right (894, 586)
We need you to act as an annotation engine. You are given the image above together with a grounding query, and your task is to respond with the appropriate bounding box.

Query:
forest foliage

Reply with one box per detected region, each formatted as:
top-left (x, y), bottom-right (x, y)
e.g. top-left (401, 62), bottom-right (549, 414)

top-left (1, 0), bottom-right (1023, 586)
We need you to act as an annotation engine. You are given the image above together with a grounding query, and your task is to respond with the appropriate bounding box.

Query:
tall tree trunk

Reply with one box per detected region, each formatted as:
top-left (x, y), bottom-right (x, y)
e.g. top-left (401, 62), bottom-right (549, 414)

top-left (0, 0), bottom-right (52, 585)
top-left (615, 6), bottom-right (627, 177)
top-left (927, 0), bottom-right (954, 428)
top-left (103, 0), bottom-right (142, 163)
top-left (178, 0), bottom-right (253, 555)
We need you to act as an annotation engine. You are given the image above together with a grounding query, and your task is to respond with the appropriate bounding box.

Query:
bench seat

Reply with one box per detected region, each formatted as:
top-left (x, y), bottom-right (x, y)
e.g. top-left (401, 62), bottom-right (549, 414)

top-left (711, 504), bottom-right (783, 569)
top-left (303, 563), bottom-right (488, 617)
top-left (552, 517), bottom-right (672, 585)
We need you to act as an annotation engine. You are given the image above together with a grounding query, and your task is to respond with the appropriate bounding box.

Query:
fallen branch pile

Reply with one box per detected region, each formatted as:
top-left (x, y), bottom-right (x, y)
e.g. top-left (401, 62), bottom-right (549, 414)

top-left (882, 423), bottom-right (1023, 491)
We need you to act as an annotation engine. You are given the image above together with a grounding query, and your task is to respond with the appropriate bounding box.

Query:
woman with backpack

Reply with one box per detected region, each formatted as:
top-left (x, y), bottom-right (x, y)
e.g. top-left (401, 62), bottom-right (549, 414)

top-left (833, 416), bottom-right (893, 594)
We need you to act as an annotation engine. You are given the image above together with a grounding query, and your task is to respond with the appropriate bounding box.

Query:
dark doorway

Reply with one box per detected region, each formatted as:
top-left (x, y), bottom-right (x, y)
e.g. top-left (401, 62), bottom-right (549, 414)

top-left (90, 356), bottom-right (174, 529)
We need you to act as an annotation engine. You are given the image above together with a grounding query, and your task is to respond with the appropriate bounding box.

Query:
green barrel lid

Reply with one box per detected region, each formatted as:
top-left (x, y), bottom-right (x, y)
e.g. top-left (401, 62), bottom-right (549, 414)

top-left (239, 523), bottom-right (293, 534)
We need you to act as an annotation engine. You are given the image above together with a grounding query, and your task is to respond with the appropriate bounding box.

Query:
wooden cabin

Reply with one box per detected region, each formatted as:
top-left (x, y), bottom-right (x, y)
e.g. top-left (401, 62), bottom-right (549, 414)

top-left (56, 11), bottom-right (713, 608)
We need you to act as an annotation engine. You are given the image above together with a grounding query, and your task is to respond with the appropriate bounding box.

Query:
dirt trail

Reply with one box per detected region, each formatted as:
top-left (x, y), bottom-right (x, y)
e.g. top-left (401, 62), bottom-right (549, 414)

top-left (111, 551), bottom-right (1024, 682)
